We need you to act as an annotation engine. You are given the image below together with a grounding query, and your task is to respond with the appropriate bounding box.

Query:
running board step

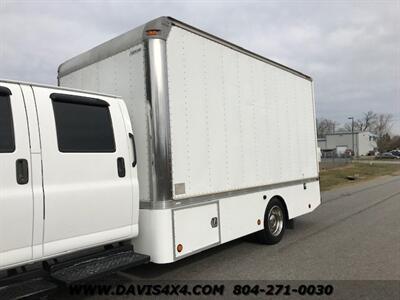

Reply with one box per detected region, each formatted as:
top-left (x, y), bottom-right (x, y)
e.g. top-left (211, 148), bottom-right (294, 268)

top-left (49, 248), bottom-right (150, 284)
top-left (0, 277), bottom-right (57, 300)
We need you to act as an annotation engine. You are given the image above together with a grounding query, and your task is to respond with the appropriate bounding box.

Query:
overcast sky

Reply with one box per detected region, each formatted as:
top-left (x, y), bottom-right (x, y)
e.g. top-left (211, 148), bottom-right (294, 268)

top-left (1, 0), bottom-right (399, 133)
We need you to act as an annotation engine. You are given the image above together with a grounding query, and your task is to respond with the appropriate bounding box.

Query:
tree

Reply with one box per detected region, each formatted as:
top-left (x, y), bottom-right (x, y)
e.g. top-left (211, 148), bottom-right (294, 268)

top-left (317, 111), bottom-right (395, 151)
top-left (359, 111), bottom-right (378, 131)
top-left (377, 133), bottom-right (391, 152)
top-left (374, 114), bottom-right (393, 138)
top-left (316, 118), bottom-right (338, 138)
top-left (344, 111), bottom-right (377, 133)
top-left (343, 111), bottom-right (393, 138)
top-left (388, 135), bottom-right (400, 150)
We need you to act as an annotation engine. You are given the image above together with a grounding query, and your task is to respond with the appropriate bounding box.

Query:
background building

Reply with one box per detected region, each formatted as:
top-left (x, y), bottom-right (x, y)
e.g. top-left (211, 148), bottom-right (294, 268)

top-left (318, 132), bottom-right (377, 157)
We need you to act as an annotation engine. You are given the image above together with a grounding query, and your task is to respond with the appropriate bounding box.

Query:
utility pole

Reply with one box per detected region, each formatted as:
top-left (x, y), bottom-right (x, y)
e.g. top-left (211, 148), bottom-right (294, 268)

top-left (348, 117), bottom-right (355, 157)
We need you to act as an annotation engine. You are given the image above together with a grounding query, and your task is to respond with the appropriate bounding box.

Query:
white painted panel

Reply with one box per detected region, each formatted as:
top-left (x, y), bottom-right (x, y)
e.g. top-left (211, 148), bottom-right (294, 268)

top-left (60, 44), bottom-right (152, 202)
top-left (205, 41), bottom-right (228, 192)
top-left (32, 87), bottom-right (135, 256)
top-left (219, 194), bottom-right (265, 243)
top-left (0, 82), bottom-right (34, 269)
top-left (133, 209), bottom-right (174, 264)
top-left (219, 180), bottom-right (321, 243)
top-left (134, 181), bottom-right (320, 264)
top-left (167, 26), bottom-right (318, 199)
top-left (222, 50), bottom-right (245, 190)
top-left (0, 247), bottom-right (32, 268)
top-left (173, 203), bottom-right (220, 257)
top-left (44, 225), bottom-right (135, 257)
top-left (167, 30), bottom-right (210, 196)
top-left (20, 85), bottom-right (44, 260)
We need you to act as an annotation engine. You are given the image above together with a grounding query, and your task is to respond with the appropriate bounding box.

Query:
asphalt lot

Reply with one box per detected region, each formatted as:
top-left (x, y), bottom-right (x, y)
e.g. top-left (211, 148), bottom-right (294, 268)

top-left (56, 174), bottom-right (400, 298)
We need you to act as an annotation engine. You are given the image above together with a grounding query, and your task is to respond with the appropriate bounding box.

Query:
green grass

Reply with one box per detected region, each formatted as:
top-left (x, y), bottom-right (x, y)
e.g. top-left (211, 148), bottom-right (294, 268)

top-left (319, 162), bottom-right (400, 191)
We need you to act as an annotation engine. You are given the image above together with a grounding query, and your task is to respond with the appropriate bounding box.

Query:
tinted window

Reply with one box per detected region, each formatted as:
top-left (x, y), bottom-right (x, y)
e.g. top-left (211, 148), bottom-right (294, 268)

top-left (52, 101), bottom-right (116, 152)
top-left (0, 95), bottom-right (15, 153)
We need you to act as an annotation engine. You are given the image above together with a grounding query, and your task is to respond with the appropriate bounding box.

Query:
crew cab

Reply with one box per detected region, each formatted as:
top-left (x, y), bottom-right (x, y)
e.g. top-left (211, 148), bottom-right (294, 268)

top-left (0, 80), bottom-right (147, 298)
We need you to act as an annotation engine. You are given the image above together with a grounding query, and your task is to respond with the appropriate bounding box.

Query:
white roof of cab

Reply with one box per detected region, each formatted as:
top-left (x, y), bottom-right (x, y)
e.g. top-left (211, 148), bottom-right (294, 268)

top-left (0, 78), bottom-right (121, 99)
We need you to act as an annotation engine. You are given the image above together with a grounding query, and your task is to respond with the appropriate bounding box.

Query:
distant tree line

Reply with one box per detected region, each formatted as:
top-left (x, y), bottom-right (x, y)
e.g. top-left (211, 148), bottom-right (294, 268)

top-left (317, 111), bottom-right (399, 152)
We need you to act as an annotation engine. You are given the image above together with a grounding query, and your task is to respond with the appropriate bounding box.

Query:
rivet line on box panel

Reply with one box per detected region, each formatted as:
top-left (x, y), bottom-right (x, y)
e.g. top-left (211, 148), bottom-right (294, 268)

top-left (235, 52), bottom-right (245, 186)
top-left (220, 46), bottom-right (230, 187)
top-left (181, 34), bottom-right (192, 193)
top-left (201, 38), bottom-right (212, 190)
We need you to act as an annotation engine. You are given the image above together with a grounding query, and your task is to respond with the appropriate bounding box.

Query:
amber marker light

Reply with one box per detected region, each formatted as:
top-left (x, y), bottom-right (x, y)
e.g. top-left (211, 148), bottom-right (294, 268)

top-left (257, 219), bottom-right (261, 225)
top-left (177, 244), bottom-right (183, 253)
top-left (146, 29), bottom-right (160, 36)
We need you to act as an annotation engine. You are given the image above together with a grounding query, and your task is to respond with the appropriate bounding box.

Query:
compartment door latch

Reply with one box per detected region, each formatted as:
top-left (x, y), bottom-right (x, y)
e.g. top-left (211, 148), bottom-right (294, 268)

top-left (211, 217), bottom-right (218, 228)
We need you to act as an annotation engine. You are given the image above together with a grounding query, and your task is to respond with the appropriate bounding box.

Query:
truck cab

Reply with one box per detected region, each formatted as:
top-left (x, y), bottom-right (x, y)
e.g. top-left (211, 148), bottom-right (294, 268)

top-left (0, 80), bottom-right (141, 272)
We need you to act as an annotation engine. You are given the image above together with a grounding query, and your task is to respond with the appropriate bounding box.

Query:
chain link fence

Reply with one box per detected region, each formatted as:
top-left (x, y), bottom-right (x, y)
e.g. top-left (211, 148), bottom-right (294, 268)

top-left (320, 150), bottom-right (353, 170)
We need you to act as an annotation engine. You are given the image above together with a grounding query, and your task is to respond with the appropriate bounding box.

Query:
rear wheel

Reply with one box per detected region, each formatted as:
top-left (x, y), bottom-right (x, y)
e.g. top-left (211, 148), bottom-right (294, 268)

top-left (256, 198), bottom-right (286, 244)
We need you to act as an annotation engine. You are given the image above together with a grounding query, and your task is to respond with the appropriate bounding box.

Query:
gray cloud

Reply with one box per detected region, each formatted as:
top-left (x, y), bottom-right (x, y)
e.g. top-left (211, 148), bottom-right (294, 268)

top-left (1, 0), bottom-right (399, 133)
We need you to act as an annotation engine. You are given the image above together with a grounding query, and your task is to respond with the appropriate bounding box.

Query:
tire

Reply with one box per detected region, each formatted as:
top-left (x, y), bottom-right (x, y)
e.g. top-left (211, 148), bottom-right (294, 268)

top-left (256, 197), bottom-right (286, 244)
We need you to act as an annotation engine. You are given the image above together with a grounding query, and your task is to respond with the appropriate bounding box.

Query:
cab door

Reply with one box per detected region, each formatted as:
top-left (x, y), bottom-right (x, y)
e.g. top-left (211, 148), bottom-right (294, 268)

top-left (0, 83), bottom-right (34, 269)
top-left (32, 87), bottom-right (135, 257)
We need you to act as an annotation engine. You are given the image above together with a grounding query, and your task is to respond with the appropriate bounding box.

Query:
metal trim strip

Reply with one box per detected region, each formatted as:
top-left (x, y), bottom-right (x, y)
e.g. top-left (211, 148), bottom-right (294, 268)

top-left (50, 93), bottom-right (109, 107)
top-left (57, 16), bottom-right (311, 85)
top-left (146, 39), bottom-right (173, 202)
top-left (140, 177), bottom-right (319, 210)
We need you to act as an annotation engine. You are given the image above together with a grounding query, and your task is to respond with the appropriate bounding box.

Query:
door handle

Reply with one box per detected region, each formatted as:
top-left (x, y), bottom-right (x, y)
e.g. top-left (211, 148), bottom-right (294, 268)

top-left (211, 217), bottom-right (218, 228)
top-left (16, 159), bottom-right (29, 184)
top-left (117, 157), bottom-right (126, 178)
top-left (129, 133), bottom-right (137, 168)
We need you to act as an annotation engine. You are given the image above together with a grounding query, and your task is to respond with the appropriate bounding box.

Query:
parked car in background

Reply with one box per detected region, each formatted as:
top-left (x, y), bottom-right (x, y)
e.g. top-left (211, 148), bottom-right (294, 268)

top-left (390, 150), bottom-right (400, 157)
top-left (377, 152), bottom-right (400, 159)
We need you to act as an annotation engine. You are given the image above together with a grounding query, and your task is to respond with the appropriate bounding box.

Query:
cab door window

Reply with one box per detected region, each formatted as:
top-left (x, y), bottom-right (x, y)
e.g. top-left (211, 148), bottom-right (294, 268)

top-left (51, 93), bottom-right (115, 153)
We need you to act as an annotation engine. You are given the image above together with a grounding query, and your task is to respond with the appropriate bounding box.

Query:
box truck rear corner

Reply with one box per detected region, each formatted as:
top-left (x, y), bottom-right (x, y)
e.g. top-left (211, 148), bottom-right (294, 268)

top-left (0, 16), bottom-right (320, 298)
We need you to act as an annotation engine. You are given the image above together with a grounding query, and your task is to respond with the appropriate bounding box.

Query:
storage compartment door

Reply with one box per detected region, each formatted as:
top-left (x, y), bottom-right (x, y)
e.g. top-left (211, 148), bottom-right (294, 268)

top-left (173, 203), bottom-right (220, 258)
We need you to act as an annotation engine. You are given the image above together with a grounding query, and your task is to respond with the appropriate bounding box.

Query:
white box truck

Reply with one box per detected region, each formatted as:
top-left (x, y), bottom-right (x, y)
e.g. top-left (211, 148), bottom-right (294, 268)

top-left (58, 15), bottom-right (320, 263)
top-left (0, 16), bottom-right (320, 298)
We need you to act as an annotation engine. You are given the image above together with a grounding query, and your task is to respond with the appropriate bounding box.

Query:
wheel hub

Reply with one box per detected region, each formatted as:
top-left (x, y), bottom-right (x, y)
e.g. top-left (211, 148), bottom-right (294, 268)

top-left (268, 206), bottom-right (284, 237)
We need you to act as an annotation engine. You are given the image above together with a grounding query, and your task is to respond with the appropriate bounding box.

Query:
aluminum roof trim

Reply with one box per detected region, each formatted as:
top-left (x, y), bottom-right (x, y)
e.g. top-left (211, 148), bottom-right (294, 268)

top-left (58, 16), bottom-right (312, 82)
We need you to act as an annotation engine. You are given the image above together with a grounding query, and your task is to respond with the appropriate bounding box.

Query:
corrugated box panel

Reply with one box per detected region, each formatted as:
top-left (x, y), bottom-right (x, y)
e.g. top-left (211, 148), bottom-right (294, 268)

top-left (167, 26), bottom-right (317, 199)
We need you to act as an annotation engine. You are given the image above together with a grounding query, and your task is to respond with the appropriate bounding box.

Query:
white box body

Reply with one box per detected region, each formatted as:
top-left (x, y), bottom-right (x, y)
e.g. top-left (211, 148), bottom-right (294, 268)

top-left (58, 17), bottom-right (321, 263)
